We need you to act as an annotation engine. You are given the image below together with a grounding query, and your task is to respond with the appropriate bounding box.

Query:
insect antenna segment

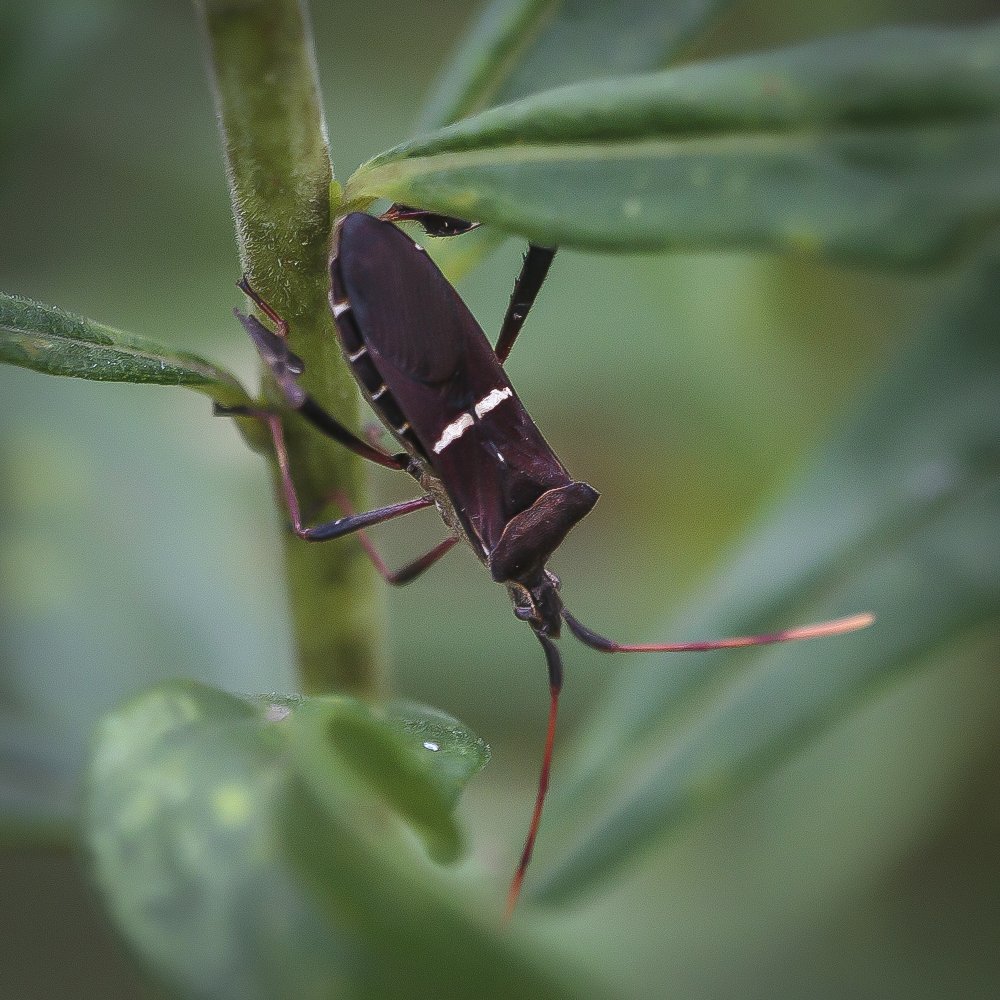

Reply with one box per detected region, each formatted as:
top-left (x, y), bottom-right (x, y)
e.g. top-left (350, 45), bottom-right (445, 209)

top-left (502, 608), bottom-right (875, 919)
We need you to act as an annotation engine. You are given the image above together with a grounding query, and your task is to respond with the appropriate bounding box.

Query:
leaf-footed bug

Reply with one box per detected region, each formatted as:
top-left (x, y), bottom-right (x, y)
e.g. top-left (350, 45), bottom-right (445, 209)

top-left (222, 206), bottom-right (874, 919)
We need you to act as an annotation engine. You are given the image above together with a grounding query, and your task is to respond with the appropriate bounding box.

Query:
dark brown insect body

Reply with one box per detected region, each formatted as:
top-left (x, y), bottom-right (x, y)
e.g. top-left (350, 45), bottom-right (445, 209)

top-left (331, 213), bottom-right (597, 635)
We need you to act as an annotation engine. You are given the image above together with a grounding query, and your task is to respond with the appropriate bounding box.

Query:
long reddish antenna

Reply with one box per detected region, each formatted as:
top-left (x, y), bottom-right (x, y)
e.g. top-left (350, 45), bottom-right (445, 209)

top-left (503, 609), bottom-right (874, 921)
top-left (562, 609), bottom-right (875, 653)
top-left (504, 633), bottom-right (563, 923)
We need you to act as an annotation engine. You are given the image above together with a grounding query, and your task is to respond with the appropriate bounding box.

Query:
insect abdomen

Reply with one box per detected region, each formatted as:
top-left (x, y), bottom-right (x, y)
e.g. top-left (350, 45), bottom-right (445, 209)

top-left (329, 253), bottom-right (426, 459)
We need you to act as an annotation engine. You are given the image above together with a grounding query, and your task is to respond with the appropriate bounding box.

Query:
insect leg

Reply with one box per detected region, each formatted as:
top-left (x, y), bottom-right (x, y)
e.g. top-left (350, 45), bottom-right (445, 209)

top-left (235, 280), bottom-right (404, 471)
top-left (264, 412), bottom-right (431, 541)
top-left (359, 535), bottom-right (459, 585)
top-left (504, 631), bottom-right (564, 922)
top-left (328, 489), bottom-right (458, 585)
top-left (297, 497), bottom-right (434, 543)
top-left (494, 244), bottom-right (557, 364)
top-left (561, 608), bottom-right (876, 653)
top-left (379, 204), bottom-right (481, 237)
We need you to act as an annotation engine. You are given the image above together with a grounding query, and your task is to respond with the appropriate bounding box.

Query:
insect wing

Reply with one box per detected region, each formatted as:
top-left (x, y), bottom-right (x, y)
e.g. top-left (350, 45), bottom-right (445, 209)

top-left (332, 214), bottom-right (571, 554)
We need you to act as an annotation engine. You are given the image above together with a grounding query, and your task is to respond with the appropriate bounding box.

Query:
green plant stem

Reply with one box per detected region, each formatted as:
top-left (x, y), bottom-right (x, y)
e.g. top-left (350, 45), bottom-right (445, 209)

top-left (196, 0), bottom-right (384, 698)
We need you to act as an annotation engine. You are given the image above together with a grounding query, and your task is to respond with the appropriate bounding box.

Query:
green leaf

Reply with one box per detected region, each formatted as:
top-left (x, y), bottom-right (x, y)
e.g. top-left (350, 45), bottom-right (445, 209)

top-left (386, 700), bottom-right (492, 809)
top-left (415, 0), bottom-right (552, 130)
top-left (531, 236), bottom-right (1000, 903)
top-left (262, 697), bottom-right (491, 813)
top-left (415, 0), bottom-right (739, 278)
top-left (281, 781), bottom-right (600, 1000)
top-left (350, 22), bottom-right (1000, 266)
top-left (84, 681), bottom-right (345, 1000)
top-left (0, 292), bottom-right (250, 408)
top-left (417, 0), bottom-right (735, 131)
top-left (85, 681), bottom-right (586, 1000)
top-left (285, 697), bottom-right (489, 863)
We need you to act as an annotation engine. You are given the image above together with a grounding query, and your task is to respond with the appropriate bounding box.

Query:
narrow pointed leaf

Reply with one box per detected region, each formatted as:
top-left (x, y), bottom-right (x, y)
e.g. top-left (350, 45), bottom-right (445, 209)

top-left (0, 292), bottom-right (250, 408)
top-left (532, 237), bottom-right (1000, 903)
top-left (418, 0), bottom-right (738, 131)
top-left (416, 0), bottom-right (551, 130)
top-left (351, 22), bottom-right (1000, 267)
top-left (416, 0), bottom-right (741, 279)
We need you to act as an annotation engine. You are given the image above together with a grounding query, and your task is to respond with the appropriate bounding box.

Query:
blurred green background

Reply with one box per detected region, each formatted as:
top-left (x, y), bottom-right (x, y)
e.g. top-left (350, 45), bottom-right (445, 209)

top-left (1, 1), bottom-right (997, 997)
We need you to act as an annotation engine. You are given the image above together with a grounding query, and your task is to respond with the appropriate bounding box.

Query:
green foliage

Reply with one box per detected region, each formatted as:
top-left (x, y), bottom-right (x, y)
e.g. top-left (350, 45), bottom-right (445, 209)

top-left (0, 292), bottom-right (250, 408)
top-left (537, 237), bottom-right (1000, 900)
top-left (349, 22), bottom-right (1000, 265)
top-left (85, 683), bottom-right (557, 1000)
top-left (1, 1), bottom-right (997, 998)
top-left (416, 0), bottom-right (739, 130)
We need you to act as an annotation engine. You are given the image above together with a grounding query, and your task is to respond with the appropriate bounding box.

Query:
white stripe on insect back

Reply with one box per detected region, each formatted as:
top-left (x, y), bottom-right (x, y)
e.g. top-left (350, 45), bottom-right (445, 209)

top-left (433, 413), bottom-right (474, 453)
top-left (474, 386), bottom-right (513, 418)
top-left (432, 386), bottom-right (515, 454)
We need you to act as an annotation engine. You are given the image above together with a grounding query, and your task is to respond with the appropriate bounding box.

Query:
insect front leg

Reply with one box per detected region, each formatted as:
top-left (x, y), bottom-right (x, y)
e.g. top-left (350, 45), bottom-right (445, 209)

top-left (494, 244), bottom-right (557, 364)
top-left (235, 278), bottom-right (404, 471)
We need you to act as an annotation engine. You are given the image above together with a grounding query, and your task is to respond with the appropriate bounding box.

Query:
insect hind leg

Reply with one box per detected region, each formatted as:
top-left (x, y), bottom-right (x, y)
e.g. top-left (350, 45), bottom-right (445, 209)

top-left (327, 489), bottom-right (458, 585)
top-left (494, 244), bottom-right (556, 364)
